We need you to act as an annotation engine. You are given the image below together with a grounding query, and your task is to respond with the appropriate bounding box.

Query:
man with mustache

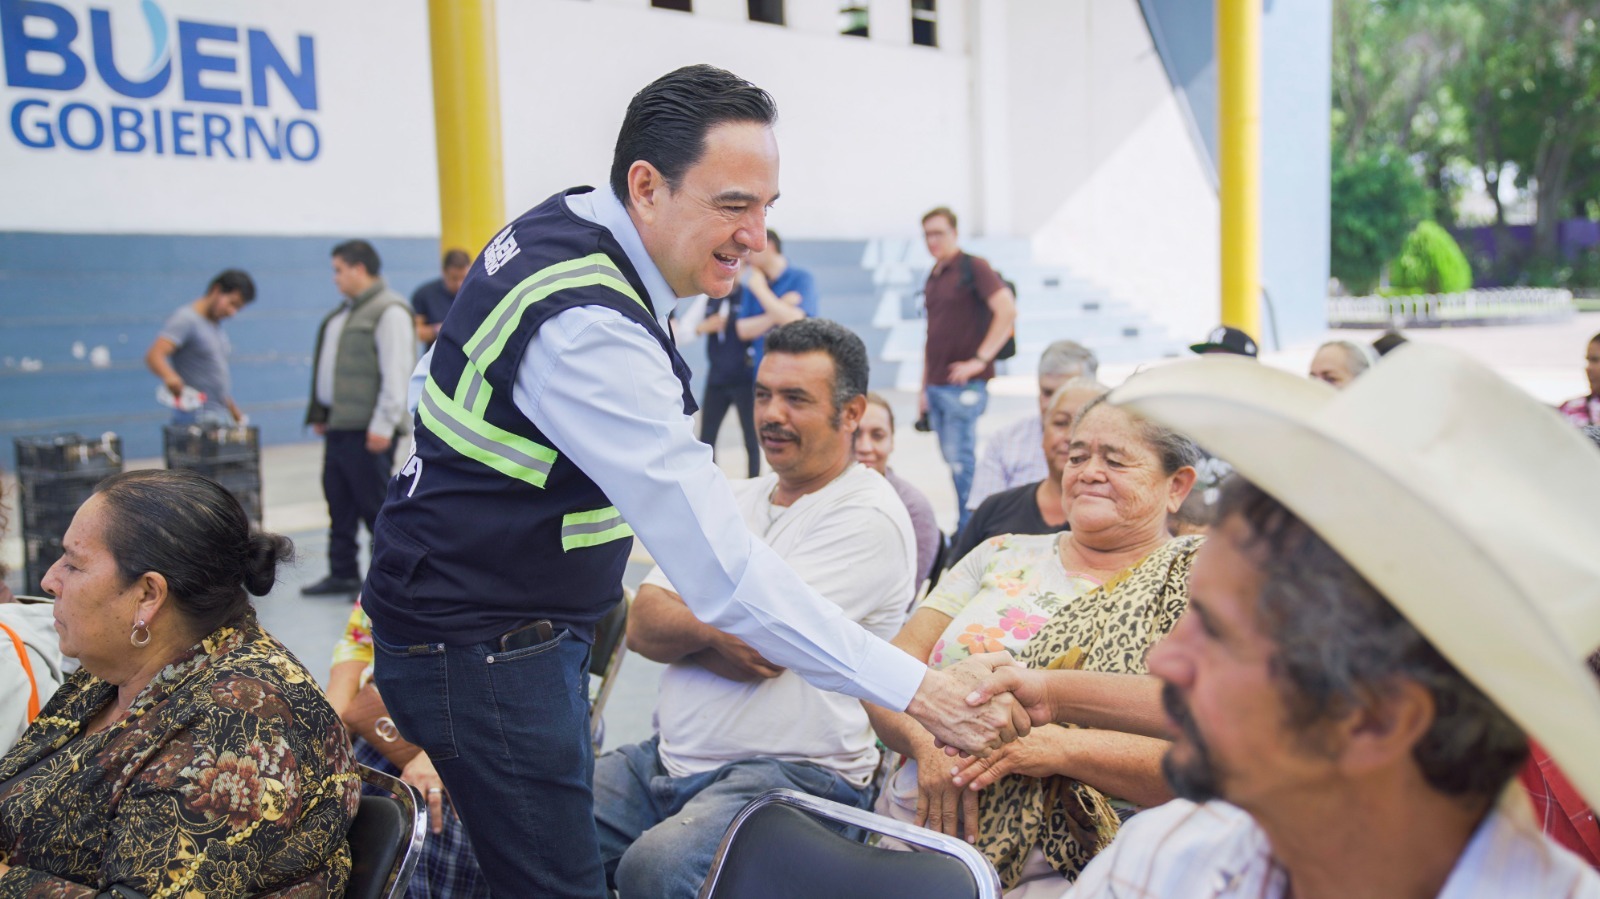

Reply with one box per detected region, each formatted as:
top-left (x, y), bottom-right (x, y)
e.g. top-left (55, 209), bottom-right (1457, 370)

top-left (966, 345), bottom-right (1600, 898)
top-left (594, 319), bottom-right (916, 898)
top-left (359, 66), bottom-right (1028, 898)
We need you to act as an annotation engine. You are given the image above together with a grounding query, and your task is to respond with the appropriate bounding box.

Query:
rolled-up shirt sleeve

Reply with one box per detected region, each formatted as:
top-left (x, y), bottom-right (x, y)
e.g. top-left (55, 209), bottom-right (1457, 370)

top-left (514, 306), bottom-right (925, 711)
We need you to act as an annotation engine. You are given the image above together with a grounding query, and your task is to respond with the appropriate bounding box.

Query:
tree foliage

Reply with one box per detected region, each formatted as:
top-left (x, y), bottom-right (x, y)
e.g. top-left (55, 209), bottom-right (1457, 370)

top-left (1331, 146), bottom-right (1430, 295)
top-left (1332, 0), bottom-right (1600, 279)
top-left (1389, 220), bottom-right (1474, 294)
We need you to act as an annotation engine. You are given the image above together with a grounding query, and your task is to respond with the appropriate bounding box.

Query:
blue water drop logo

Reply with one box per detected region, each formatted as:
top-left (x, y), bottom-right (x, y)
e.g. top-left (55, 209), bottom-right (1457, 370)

top-left (137, 0), bottom-right (169, 82)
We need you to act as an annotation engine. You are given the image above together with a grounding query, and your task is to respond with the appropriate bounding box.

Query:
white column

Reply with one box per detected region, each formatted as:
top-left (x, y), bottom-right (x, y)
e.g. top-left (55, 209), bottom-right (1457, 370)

top-left (870, 0), bottom-right (913, 46)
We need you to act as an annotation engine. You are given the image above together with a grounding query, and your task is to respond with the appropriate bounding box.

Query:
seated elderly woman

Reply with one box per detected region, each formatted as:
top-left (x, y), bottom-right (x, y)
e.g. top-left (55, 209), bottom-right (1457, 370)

top-left (867, 396), bottom-right (1201, 895)
top-left (950, 378), bottom-right (1107, 562)
top-left (0, 470), bottom-right (359, 897)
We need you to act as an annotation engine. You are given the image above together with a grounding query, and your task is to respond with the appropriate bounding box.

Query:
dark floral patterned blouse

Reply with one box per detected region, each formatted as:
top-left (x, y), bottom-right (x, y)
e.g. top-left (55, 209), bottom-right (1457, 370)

top-left (0, 613), bottom-right (360, 898)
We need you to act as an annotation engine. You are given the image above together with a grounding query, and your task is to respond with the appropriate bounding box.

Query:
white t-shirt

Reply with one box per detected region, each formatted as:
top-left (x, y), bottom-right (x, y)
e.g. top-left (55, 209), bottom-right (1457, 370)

top-left (646, 463), bottom-right (916, 787)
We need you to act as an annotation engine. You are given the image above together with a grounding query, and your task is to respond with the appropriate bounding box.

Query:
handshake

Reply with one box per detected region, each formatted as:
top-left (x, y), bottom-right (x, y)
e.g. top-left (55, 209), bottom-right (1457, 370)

top-left (902, 652), bottom-right (1051, 756)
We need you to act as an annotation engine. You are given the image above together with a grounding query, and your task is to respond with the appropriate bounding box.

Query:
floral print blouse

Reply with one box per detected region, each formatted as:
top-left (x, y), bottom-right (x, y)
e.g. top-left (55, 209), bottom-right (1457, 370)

top-left (0, 613), bottom-right (360, 898)
top-left (920, 533), bottom-right (1102, 669)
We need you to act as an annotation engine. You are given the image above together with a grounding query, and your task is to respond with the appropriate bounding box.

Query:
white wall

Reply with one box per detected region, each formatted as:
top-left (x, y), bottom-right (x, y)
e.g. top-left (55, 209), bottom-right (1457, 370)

top-left (0, 0), bottom-right (439, 236)
top-left (494, 0), bottom-right (975, 239)
top-left (993, 0), bottom-right (1219, 342)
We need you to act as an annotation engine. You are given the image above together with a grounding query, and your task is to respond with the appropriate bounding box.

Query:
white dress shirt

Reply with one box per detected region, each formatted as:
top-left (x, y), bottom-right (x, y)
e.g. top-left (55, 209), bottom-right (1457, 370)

top-left (407, 186), bottom-right (926, 711)
top-left (1065, 798), bottom-right (1600, 898)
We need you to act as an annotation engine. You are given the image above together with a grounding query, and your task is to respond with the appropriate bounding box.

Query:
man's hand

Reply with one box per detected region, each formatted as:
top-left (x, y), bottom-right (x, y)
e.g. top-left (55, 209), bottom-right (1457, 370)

top-left (906, 652), bottom-right (1029, 757)
top-left (950, 724), bottom-right (1069, 791)
top-left (366, 431), bottom-right (392, 453)
top-left (164, 377), bottom-right (186, 398)
top-left (313, 423), bottom-right (327, 437)
top-left (691, 633), bottom-right (785, 682)
top-left (964, 662), bottom-right (1054, 728)
top-left (747, 267), bottom-right (767, 291)
top-left (946, 358), bottom-right (987, 385)
top-left (400, 752), bottom-right (447, 834)
top-left (696, 312), bottom-right (728, 335)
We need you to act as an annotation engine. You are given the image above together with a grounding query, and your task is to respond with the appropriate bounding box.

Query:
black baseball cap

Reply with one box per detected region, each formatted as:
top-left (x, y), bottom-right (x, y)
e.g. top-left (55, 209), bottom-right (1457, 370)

top-left (1190, 325), bottom-right (1259, 358)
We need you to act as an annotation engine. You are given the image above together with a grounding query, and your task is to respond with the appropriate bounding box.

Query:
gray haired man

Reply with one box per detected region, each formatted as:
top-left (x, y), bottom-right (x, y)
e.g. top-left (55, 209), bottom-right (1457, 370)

top-left (965, 340), bottom-right (1098, 513)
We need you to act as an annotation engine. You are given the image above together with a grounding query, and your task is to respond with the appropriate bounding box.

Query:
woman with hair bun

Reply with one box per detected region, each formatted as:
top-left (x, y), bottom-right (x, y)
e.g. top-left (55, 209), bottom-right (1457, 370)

top-left (0, 469), bottom-right (360, 897)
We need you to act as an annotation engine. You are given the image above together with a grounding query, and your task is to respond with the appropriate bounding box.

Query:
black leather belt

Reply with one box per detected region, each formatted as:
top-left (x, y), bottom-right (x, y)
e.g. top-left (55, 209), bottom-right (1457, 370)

top-left (498, 619), bottom-right (555, 652)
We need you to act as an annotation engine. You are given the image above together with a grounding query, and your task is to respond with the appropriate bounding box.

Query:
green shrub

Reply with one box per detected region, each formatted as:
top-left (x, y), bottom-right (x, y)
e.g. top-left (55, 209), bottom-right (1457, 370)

top-left (1330, 146), bottom-right (1430, 295)
top-left (1389, 221), bottom-right (1473, 294)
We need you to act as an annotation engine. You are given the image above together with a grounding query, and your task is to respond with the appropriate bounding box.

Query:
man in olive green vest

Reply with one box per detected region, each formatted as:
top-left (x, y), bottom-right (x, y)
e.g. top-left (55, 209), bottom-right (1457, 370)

top-left (303, 239), bottom-right (415, 596)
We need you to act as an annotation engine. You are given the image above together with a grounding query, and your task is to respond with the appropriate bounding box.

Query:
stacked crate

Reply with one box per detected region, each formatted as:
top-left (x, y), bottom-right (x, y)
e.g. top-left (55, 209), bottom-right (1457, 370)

top-left (163, 424), bottom-right (263, 528)
top-left (14, 433), bottom-right (124, 595)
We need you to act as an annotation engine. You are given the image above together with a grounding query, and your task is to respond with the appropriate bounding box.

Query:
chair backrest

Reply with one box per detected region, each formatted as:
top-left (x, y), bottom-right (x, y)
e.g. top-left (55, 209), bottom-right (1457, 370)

top-left (698, 789), bottom-right (1001, 899)
top-left (346, 764), bottom-right (428, 899)
top-left (588, 589), bottom-right (632, 748)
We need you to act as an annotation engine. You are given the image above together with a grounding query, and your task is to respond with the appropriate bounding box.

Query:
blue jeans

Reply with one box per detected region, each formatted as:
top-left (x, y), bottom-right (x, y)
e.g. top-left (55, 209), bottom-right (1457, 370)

top-left (593, 736), bottom-right (871, 899)
top-left (372, 627), bottom-right (606, 899)
top-left (926, 382), bottom-right (989, 532)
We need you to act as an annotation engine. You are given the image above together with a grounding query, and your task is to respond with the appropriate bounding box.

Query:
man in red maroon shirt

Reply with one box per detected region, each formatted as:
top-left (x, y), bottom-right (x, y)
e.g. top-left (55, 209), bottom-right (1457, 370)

top-left (919, 206), bottom-right (1016, 532)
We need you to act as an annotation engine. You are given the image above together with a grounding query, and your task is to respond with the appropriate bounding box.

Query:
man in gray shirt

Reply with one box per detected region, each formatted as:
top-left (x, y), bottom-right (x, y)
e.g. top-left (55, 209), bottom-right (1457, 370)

top-left (145, 269), bottom-right (256, 424)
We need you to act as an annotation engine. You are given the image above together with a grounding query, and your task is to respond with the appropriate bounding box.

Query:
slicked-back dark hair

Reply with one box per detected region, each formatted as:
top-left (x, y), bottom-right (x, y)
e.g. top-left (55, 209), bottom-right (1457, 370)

top-left (332, 239), bottom-right (381, 276)
top-left (207, 269), bottom-right (256, 304)
top-left (610, 65), bottom-right (778, 206)
top-left (762, 319), bottom-right (870, 428)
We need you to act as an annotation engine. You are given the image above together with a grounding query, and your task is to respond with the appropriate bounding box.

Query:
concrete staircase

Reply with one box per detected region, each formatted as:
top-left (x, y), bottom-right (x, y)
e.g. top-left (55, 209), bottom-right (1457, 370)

top-left (788, 237), bottom-right (1187, 391)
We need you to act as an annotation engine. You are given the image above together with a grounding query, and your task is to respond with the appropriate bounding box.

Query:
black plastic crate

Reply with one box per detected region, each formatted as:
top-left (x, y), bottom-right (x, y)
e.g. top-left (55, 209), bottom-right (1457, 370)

top-left (14, 433), bottom-right (123, 474)
top-left (18, 470), bottom-right (110, 511)
top-left (163, 425), bottom-right (260, 468)
top-left (22, 534), bottom-right (64, 597)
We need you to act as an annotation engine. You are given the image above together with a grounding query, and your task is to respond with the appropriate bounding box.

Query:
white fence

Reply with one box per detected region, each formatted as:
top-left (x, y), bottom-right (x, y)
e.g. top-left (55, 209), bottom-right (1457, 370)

top-left (1328, 287), bottom-right (1576, 327)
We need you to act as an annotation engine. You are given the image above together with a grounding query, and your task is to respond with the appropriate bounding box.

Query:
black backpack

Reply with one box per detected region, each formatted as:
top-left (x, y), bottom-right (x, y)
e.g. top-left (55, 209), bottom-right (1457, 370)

top-left (958, 253), bottom-right (1017, 361)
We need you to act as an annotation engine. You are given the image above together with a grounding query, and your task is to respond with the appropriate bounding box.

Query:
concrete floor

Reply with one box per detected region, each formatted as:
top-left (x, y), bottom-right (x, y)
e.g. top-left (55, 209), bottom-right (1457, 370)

top-left (6, 312), bottom-right (1597, 751)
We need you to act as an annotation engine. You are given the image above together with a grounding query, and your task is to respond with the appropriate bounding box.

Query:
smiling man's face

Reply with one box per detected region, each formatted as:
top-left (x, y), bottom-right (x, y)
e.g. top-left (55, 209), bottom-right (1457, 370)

top-left (630, 121), bottom-right (779, 299)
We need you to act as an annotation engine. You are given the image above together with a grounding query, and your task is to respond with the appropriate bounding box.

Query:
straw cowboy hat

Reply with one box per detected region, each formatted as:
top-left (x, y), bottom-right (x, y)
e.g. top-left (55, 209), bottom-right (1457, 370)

top-left (1109, 343), bottom-right (1600, 808)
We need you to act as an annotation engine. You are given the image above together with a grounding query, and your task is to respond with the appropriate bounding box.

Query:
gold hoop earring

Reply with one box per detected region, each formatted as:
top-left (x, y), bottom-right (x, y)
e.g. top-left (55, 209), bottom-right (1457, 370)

top-left (131, 620), bottom-right (151, 648)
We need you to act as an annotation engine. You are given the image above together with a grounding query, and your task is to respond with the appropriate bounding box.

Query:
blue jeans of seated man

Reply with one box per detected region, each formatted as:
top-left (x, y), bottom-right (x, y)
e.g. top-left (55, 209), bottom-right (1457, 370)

top-left (593, 735), bottom-right (872, 899)
top-left (926, 381), bottom-right (989, 533)
top-left (372, 627), bottom-right (606, 899)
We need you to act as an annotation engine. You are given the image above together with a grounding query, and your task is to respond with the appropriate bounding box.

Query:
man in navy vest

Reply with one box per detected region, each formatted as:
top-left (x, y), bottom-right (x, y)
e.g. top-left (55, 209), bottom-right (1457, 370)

top-left (363, 65), bottom-right (1029, 898)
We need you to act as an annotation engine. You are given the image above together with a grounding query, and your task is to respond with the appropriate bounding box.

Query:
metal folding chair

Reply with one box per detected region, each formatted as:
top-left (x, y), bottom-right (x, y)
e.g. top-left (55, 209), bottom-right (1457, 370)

top-left (346, 763), bottom-right (428, 899)
top-left (698, 788), bottom-right (1001, 899)
top-left (588, 588), bottom-right (632, 749)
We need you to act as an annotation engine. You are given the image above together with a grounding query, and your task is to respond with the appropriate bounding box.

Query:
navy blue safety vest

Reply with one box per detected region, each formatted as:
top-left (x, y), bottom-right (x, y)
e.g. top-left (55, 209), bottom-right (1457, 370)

top-left (362, 188), bottom-right (697, 646)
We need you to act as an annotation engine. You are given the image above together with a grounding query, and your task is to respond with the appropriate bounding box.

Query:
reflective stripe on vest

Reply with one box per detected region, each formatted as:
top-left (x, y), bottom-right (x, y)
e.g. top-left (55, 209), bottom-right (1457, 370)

top-left (455, 254), bottom-right (646, 416)
top-left (561, 506), bottom-right (634, 552)
top-left (418, 253), bottom-right (645, 487)
top-left (420, 376), bottom-right (558, 487)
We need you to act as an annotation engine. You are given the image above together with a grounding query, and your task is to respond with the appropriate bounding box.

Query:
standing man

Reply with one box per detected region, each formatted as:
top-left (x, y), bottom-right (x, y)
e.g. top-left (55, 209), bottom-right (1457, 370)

top-left (144, 269), bottom-right (256, 424)
top-left (362, 66), bottom-right (1027, 899)
top-left (920, 206), bottom-right (1017, 532)
top-left (302, 240), bottom-right (414, 597)
top-left (594, 319), bottom-right (916, 898)
top-left (695, 292), bottom-right (760, 478)
top-left (411, 248), bottom-right (471, 348)
top-left (965, 340), bottom-right (1097, 513)
top-left (735, 228), bottom-right (816, 372)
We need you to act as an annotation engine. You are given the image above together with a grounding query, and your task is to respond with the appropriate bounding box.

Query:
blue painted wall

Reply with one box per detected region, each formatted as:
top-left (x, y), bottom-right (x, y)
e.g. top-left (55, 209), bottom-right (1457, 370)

top-left (1, 232), bottom-right (438, 461)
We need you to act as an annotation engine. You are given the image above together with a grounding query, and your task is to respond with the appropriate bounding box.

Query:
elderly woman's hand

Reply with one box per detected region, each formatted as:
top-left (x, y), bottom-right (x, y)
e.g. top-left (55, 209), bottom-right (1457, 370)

top-left (400, 752), bottom-right (447, 834)
top-left (914, 742), bottom-right (981, 844)
top-left (949, 725), bottom-right (1072, 791)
